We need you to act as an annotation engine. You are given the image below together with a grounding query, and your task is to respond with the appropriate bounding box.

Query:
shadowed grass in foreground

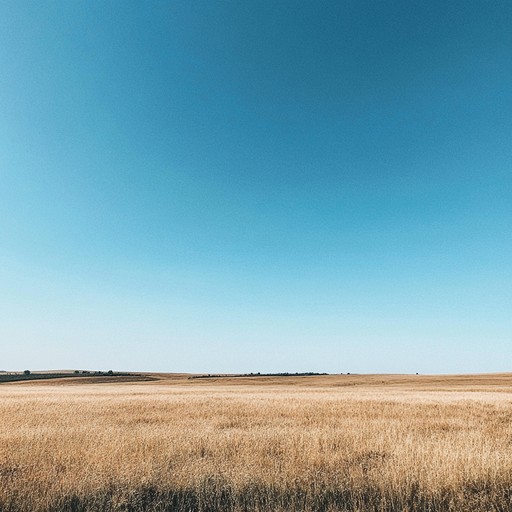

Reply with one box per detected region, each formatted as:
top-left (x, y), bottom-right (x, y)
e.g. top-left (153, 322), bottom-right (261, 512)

top-left (4, 481), bottom-right (511, 512)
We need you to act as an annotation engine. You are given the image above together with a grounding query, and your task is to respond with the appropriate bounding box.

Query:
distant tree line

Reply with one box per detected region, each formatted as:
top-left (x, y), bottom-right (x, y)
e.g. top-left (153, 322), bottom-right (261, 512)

top-left (0, 370), bottom-right (132, 384)
top-left (189, 372), bottom-right (329, 379)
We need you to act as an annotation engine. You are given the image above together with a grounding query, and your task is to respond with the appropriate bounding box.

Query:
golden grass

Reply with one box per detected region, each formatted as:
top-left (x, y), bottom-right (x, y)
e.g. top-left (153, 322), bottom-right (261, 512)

top-left (1, 374), bottom-right (512, 511)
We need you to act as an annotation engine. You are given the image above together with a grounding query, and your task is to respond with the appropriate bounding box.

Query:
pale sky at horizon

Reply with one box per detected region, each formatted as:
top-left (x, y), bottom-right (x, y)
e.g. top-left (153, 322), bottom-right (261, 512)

top-left (1, 1), bottom-right (511, 374)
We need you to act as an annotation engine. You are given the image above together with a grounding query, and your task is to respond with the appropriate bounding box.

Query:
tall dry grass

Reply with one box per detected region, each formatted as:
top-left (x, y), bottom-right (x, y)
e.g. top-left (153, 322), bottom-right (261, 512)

top-left (1, 378), bottom-right (511, 511)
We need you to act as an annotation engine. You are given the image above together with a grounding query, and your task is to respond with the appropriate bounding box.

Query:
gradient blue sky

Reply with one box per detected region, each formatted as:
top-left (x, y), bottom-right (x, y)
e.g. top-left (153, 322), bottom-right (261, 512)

top-left (1, 1), bottom-right (511, 373)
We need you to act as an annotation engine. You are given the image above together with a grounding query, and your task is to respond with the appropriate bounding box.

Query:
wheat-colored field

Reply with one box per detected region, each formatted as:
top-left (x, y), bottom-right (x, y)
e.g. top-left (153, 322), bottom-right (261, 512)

top-left (1, 374), bottom-right (512, 511)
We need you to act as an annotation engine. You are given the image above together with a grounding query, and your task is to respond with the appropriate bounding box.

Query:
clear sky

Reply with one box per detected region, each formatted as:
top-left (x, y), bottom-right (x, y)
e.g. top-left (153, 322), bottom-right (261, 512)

top-left (1, 1), bottom-right (511, 374)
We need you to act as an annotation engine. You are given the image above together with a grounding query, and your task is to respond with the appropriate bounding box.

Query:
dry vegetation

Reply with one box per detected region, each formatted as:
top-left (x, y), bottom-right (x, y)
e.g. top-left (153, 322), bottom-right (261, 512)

top-left (1, 374), bottom-right (512, 511)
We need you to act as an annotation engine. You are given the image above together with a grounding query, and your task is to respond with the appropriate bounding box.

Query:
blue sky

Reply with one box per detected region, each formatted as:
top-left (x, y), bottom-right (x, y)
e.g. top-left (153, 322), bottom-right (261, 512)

top-left (1, 1), bottom-right (511, 373)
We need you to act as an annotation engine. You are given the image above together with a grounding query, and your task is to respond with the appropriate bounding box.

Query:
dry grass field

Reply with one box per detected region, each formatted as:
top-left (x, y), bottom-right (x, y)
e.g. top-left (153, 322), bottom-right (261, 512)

top-left (1, 373), bottom-right (512, 511)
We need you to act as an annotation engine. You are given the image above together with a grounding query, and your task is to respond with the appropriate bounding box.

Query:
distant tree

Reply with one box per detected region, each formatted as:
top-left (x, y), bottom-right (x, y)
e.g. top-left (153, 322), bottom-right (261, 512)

top-left (23, 370), bottom-right (31, 376)
top-left (107, 370), bottom-right (114, 376)
top-left (74, 370), bottom-right (80, 374)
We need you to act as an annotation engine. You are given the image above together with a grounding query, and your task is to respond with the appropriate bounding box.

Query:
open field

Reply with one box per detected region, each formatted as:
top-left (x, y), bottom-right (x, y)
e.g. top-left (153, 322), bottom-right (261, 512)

top-left (1, 374), bottom-right (512, 511)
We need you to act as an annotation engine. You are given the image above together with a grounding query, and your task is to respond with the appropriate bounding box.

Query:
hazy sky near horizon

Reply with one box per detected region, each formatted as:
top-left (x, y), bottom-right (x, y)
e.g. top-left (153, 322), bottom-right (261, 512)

top-left (1, 1), bottom-right (511, 373)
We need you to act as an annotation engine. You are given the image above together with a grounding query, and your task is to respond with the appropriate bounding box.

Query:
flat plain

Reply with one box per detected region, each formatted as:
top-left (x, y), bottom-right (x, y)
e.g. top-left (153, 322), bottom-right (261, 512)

top-left (1, 373), bottom-right (512, 511)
